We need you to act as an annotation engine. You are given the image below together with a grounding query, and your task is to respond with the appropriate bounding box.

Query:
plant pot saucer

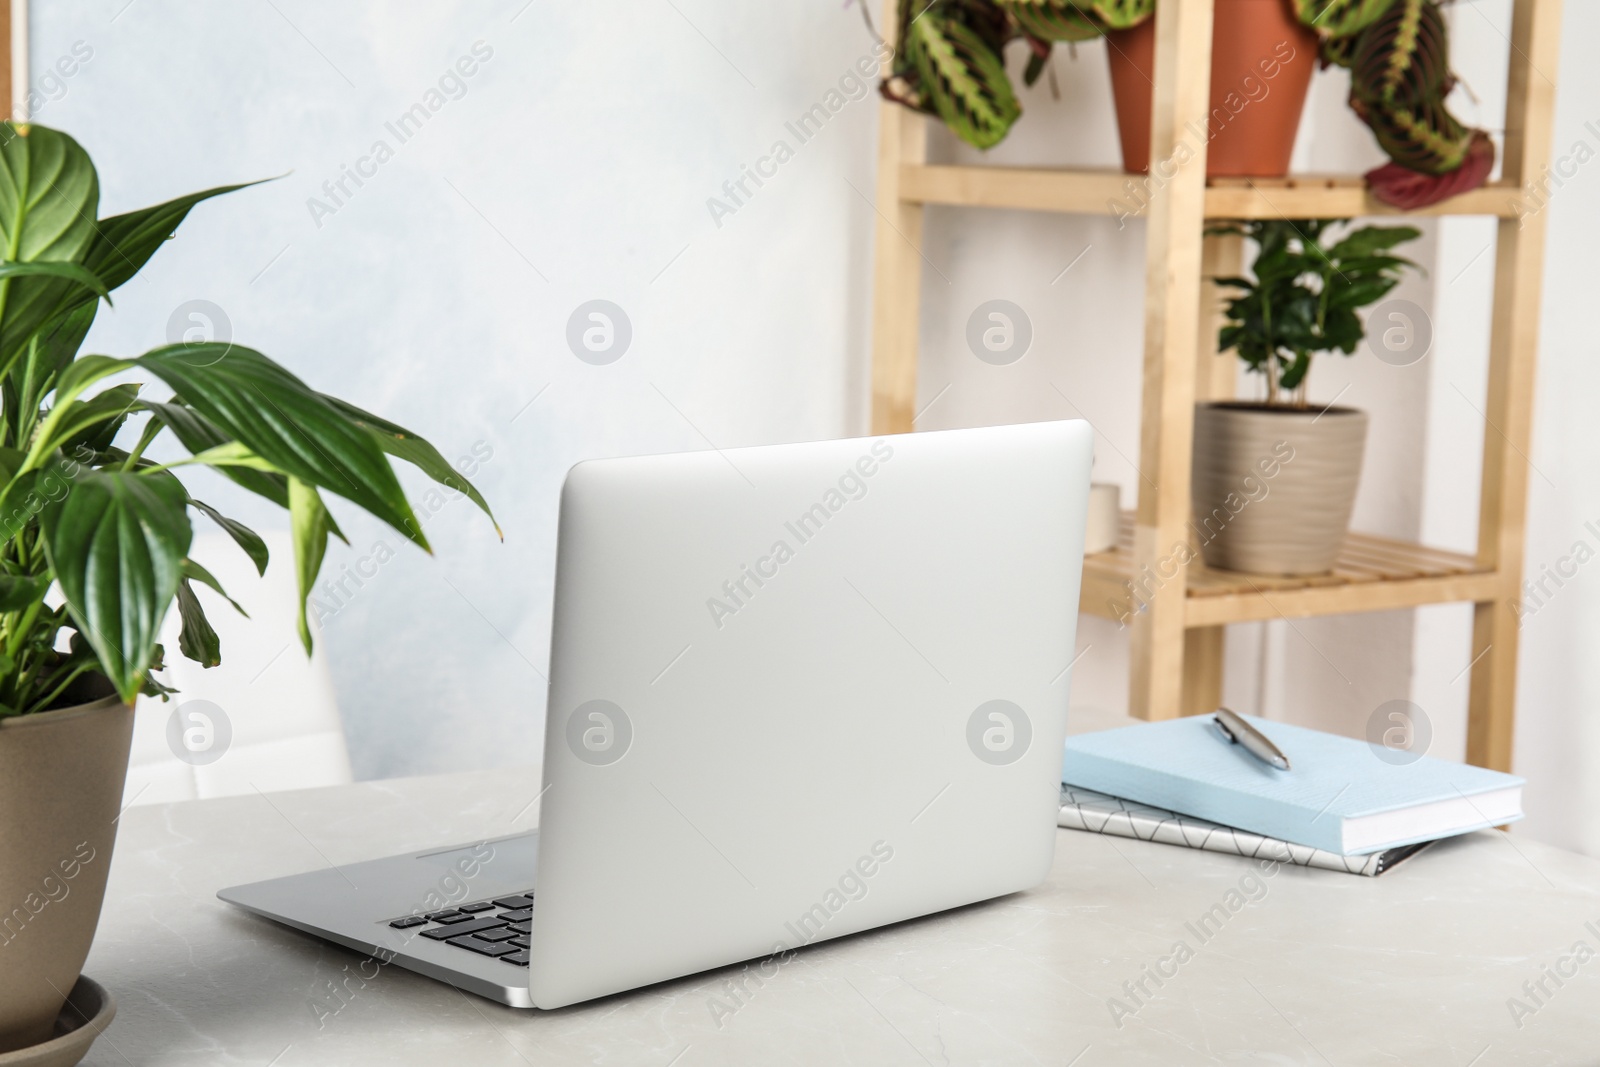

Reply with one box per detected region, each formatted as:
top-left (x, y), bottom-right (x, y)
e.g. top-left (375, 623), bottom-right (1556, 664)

top-left (0, 977), bottom-right (115, 1067)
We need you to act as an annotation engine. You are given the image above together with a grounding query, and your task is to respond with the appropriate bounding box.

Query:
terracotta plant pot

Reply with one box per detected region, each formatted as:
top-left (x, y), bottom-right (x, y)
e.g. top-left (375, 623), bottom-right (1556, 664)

top-left (1106, 0), bottom-right (1319, 177)
top-left (0, 689), bottom-right (133, 1054)
top-left (1191, 402), bottom-right (1368, 576)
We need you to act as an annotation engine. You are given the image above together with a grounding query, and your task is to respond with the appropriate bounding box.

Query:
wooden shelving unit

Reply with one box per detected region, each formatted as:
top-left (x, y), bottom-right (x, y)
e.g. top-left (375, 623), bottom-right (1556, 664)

top-left (869, 0), bottom-right (1563, 771)
top-left (1080, 513), bottom-right (1496, 628)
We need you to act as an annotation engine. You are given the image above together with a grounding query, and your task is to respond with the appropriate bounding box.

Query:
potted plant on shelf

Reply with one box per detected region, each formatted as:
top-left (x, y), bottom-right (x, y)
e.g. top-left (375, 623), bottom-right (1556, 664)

top-left (878, 0), bottom-right (1492, 205)
top-left (1191, 217), bottom-right (1420, 575)
top-left (1103, 0), bottom-right (1318, 179)
top-left (0, 123), bottom-right (496, 1060)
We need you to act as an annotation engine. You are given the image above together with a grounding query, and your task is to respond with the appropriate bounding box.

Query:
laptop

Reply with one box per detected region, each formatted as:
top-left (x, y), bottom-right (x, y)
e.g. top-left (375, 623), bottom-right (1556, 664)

top-left (219, 420), bottom-right (1093, 1009)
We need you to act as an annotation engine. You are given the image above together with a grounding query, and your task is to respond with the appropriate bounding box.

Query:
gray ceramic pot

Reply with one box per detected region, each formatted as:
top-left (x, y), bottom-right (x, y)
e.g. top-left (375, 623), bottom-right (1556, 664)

top-left (1191, 402), bottom-right (1368, 576)
top-left (0, 692), bottom-right (132, 1054)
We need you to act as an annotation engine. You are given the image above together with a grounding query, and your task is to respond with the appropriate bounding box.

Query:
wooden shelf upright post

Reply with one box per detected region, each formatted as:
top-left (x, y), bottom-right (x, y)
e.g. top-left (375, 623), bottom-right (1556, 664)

top-left (1467, 0), bottom-right (1563, 771)
top-left (1127, 0), bottom-right (1215, 720)
top-left (869, 0), bottom-right (927, 437)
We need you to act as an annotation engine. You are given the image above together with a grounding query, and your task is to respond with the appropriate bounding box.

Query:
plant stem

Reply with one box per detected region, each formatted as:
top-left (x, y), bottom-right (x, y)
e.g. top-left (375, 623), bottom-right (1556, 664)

top-left (26, 661), bottom-right (93, 715)
top-left (122, 419), bottom-right (162, 471)
top-left (5, 598), bottom-right (41, 663)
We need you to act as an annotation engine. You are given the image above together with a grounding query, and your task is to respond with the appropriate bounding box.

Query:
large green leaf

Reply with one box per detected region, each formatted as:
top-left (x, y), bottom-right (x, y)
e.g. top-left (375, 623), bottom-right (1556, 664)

top-left (82, 179), bottom-right (267, 293)
top-left (0, 262), bottom-right (108, 380)
top-left (47, 382), bottom-right (141, 456)
top-left (31, 300), bottom-right (98, 384)
top-left (0, 125), bottom-right (102, 368)
top-left (287, 476), bottom-right (331, 654)
top-left (0, 126), bottom-right (99, 259)
top-left (0, 261), bottom-right (109, 301)
top-left (39, 469), bottom-right (193, 702)
top-left (22, 355), bottom-right (134, 472)
top-left (134, 344), bottom-right (426, 549)
top-left (141, 399), bottom-right (346, 543)
top-left (321, 395), bottom-right (500, 538)
top-left (906, 14), bottom-right (1021, 150)
top-left (139, 399), bottom-right (291, 509)
top-left (13, 301), bottom-right (101, 445)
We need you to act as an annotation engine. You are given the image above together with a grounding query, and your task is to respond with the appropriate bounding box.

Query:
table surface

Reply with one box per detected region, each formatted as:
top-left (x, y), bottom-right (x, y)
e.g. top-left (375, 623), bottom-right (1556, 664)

top-left (84, 709), bottom-right (1600, 1066)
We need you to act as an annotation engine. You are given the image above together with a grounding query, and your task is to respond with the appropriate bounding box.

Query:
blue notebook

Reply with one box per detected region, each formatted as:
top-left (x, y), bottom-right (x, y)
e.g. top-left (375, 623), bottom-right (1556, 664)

top-left (1061, 714), bottom-right (1524, 856)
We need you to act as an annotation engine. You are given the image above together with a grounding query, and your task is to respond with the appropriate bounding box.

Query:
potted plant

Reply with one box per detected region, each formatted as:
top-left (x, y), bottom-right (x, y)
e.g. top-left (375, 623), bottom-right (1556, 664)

top-left (0, 123), bottom-right (495, 1059)
top-left (1192, 217), bottom-right (1420, 575)
top-left (878, 0), bottom-right (1492, 205)
top-left (1103, 0), bottom-right (1318, 178)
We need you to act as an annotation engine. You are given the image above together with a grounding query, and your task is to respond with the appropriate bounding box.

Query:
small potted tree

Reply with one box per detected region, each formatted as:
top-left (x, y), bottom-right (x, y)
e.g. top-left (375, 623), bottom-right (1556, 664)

top-left (1192, 218), bottom-right (1420, 575)
top-left (0, 124), bottom-right (496, 1061)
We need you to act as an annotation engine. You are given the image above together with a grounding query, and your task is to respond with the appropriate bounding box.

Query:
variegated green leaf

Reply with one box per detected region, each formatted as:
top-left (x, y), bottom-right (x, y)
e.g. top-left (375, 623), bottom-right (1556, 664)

top-left (1293, 0), bottom-right (1396, 38)
top-left (995, 0), bottom-right (1106, 42)
top-left (1069, 0), bottom-right (1153, 32)
top-left (906, 13), bottom-right (1022, 150)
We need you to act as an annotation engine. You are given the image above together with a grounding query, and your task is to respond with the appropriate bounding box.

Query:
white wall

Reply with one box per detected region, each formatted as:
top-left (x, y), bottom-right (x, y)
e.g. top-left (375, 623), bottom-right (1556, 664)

top-left (29, 1), bottom-right (1600, 855)
top-left (30, 0), bottom-right (882, 779)
top-left (1498, 0), bottom-right (1600, 855)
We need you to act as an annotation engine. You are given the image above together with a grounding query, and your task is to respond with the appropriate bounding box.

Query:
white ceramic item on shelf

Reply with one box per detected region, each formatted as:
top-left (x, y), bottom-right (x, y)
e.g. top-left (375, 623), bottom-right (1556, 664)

top-left (1085, 483), bottom-right (1121, 555)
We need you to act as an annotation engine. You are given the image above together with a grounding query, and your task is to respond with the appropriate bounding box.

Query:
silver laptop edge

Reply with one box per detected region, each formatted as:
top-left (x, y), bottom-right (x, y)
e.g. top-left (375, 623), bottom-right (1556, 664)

top-left (220, 420), bottom-right (1093, 1010)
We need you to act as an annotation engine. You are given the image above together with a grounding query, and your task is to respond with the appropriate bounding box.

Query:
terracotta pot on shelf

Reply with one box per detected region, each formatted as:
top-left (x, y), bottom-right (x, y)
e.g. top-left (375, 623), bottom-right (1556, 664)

top-left (1191, 402), bottom-right (1368, 576)
top-left (0, 682), bottom-right (131, 1057)
top-left (1106, 0), bottom-right (1319, 178)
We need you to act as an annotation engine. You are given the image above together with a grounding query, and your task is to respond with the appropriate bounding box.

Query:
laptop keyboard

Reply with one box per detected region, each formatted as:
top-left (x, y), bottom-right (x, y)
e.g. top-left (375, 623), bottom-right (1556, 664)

top-left (388, 892), bottom-right (536, 967)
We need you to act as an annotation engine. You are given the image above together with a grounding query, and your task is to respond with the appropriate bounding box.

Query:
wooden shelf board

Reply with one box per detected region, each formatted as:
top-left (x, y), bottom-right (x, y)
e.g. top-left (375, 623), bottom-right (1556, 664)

top-left (900, 164), bottom-right (1526, 220)
top-left (1079, 513), bottom-right (1498, 627)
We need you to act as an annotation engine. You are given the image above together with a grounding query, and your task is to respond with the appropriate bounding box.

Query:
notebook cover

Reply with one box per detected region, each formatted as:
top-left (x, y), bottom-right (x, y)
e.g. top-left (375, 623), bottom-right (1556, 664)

top-left (1057, 785), bottom-right (1433, 877)
top-left (1061, 714), bottom-right (1524, 855)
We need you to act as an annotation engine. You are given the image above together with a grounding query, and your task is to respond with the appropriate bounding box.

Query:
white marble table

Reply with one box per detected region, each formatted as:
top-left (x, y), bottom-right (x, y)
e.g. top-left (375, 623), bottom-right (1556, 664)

top-left (85, 711), bottom-right (1600, 1066)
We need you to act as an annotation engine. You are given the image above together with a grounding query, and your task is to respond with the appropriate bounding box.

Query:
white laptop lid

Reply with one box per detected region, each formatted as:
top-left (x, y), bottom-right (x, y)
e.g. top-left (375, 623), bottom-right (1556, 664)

top-left (529, 420), bottom-right (1092, 1008)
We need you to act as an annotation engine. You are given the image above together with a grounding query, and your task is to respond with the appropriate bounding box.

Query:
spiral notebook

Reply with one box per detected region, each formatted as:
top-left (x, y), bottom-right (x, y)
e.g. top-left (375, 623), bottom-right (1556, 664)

top-left (1058, 785), bottom-right (1433, 877)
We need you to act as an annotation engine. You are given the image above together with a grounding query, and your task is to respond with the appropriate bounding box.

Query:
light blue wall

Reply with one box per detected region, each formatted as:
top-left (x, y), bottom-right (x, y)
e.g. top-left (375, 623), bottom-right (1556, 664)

top-left (30, 0), bottom-right (882, 778)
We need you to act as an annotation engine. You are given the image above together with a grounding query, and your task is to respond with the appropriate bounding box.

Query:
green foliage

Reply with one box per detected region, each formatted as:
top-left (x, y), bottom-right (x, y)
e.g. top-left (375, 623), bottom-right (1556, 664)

top-left (881, 0), bottom-right (1487, 193)
top-left (904, 9), bottom-right (1021, 150)
top-left (1210, 219), bottom-right (1421, 406)
top-left (1297, 0), bottom-right (1487, 183)
top-left (886, 0), bottom-right (1153, 150)
top-left (998, 0), bottom-right (1105, 44)
top-left (1345, 0), bottom-right (1476, 175)
top-left (1293, 0), bottom-right (1395, 38)
top-left (0, 123), bottom-right (497, 712)
top-left (1061, 0), bottom-right (1152, 31)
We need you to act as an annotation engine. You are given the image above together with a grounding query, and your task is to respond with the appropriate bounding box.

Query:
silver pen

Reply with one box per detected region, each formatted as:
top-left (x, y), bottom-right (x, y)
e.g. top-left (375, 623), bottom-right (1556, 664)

top-left (1212, 707), bottom-right (1291, 771)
